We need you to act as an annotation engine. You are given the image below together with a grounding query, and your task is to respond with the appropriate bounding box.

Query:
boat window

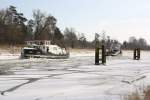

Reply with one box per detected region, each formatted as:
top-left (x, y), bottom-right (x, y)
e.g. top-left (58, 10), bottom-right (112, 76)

top-left (40, 41), bottom-right (43, 45)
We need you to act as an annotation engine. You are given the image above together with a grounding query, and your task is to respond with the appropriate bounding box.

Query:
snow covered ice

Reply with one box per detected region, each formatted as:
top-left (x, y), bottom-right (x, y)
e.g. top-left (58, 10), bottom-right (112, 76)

top-left (0, 50), bottom-right (150, 100)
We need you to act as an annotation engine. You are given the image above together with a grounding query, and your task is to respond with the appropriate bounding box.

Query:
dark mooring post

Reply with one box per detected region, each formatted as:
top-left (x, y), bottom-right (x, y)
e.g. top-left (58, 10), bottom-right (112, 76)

top-left (102, 45), bottom-right (106, 64)
top-left (95, 39), bottom-right (100, 65)
top-left (137, 48), bottom-right (141, 60)
top-left (133, 48), bottom-right (141, 60)
top-left (95, 47), bottom-right (100, 65)
top-left (133, 49), bottom-right (137, 60)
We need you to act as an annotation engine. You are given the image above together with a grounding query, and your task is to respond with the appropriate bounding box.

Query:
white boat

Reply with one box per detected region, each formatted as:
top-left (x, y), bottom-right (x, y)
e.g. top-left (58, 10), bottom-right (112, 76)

top-left (106, 42), bottom-right (122, 56)
top-left (21, 40), bottom-right (69, 59)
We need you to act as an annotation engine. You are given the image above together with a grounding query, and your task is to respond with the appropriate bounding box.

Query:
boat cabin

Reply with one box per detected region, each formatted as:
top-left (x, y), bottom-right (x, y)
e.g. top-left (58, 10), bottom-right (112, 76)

top-left (23, 40), bottom-right (67, 56)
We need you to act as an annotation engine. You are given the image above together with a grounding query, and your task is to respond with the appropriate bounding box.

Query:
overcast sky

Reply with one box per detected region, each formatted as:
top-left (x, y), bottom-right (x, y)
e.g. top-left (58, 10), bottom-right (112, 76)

top-left (0, 0), bottom-right (150, 44)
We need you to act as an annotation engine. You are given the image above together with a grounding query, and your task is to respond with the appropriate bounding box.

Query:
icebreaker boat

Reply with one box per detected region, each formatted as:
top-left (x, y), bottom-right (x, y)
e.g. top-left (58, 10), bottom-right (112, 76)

top-left (21, 40), bottom-right (69, 59)
top-left (106, 42), bottom-right (122, 56)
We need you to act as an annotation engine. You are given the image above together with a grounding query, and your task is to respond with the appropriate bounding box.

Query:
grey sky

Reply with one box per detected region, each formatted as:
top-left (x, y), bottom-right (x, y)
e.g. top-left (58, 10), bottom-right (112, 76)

top-left (0, 0), bottom-right (150, 44)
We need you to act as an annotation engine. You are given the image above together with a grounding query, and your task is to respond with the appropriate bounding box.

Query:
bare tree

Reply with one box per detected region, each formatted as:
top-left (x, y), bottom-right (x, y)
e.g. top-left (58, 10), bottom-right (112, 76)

top-left (32, 9), bottom-right (57, 40)
top-left (138, 38), bottom-right (147, 47)
top-left (78, 33), bottom-right (87, 48)
top-left (64, 28), bottom-right (77, 48)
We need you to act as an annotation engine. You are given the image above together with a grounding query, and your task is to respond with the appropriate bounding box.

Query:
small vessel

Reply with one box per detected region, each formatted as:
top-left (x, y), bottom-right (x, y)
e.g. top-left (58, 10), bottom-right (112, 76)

top-left (106, 42), bottom-right (122, 56)
top-left (21, 40), bottom-right (69, 59)
top-left (110, 43), bottom-right (122, 56)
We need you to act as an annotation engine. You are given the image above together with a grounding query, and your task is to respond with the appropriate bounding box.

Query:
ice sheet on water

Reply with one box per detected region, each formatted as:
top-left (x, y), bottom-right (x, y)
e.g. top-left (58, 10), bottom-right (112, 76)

top-left (0, 50), bottom-right (150, 100)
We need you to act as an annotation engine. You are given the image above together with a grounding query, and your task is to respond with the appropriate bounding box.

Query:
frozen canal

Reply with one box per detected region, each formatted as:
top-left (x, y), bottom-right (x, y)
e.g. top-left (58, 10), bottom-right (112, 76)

top-left (0, 50), bottom-right (150, 100)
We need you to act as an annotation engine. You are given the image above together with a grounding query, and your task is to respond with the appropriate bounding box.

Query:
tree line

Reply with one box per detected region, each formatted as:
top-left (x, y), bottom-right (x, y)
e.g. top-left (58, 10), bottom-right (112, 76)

top-left (0, 6), bottom-right (64, 46)
top-left (0, 5), bottom-right (93, 48)
top-left (0, 5), bottom-right (150, 50)
top-left (122, 37), bottom-right (150, 50)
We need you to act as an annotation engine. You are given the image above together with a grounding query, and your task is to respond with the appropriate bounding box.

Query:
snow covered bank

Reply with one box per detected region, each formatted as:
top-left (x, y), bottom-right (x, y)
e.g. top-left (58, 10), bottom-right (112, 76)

top-left (0, 53), bottom-right (20, 60)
